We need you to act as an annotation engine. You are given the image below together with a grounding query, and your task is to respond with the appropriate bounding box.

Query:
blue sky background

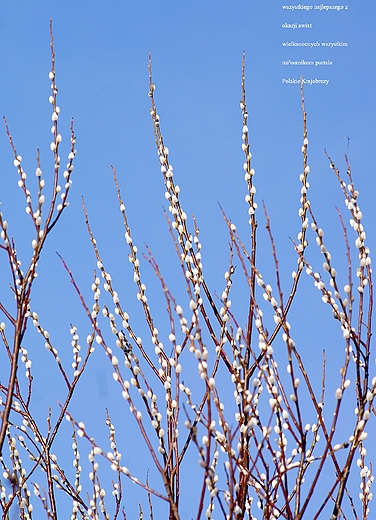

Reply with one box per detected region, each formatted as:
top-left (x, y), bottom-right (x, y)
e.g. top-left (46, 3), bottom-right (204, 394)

top-left (1, 2), bottom-right (375, 518)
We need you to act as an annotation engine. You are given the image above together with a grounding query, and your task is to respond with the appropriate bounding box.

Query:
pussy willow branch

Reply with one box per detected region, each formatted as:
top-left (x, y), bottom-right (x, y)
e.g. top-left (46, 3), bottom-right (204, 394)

top-left (240, 53), bottom-right (257, 371)
top-left (0, 21), bottom-right (75, 458)
top-left (0, 304), bottom-right (26, 456)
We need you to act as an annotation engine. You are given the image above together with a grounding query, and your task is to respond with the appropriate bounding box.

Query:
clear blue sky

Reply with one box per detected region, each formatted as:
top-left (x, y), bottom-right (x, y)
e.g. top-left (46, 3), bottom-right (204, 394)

top-left (0, 2), bottom-right (375, 518)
